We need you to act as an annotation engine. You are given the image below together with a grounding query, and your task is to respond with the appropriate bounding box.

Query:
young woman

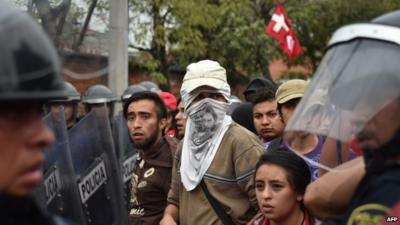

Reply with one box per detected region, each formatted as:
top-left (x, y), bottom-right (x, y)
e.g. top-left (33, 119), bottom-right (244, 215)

top-left (248, 149), bottom-right (315, 225)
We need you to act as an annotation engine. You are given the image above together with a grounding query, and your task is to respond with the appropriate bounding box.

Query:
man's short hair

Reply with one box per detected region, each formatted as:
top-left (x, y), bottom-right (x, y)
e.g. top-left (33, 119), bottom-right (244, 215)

top-left (123, 91), bottom-right (167, 120)
top-left (252, 90), bottom-right (276, 106)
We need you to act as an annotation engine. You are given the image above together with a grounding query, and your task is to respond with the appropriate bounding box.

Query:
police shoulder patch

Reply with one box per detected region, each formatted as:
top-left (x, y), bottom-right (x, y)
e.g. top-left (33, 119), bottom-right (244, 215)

top-left (347, 203), bottom-right (391, 225)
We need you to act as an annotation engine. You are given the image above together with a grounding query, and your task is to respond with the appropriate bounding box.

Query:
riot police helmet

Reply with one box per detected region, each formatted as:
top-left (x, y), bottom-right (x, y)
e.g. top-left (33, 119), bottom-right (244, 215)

top-left (49, 82), bottom-right (80, 103)
top-left (121, 84), bottom-right (146, 102)
top-left (82, 84), bottom-right (117, 104)
top-left (139, 81), bottom-right (161, 93)
top-left (82, 84), bottom-right (117, 117)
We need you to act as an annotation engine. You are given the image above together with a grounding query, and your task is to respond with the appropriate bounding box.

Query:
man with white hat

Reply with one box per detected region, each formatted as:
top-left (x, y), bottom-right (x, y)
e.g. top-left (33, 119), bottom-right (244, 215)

top-left (160, 60), bottom-right (264, 225)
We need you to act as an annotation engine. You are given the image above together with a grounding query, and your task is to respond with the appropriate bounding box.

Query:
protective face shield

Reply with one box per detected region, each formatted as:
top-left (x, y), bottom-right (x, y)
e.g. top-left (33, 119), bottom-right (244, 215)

top-left (68, 106), bottom-right (129, 225)
top-left (82, 84), bottom-right (117, 118)
top-left (0, 1), bottom-right (65, 101)
top-left (34, 109), bottom-right (85, 224)
top-left (284, 11), bottom-right (400, 173)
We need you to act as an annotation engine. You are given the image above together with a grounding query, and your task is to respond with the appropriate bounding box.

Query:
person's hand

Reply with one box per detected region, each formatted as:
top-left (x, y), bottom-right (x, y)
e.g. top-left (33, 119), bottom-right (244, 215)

top-left (160, 215), bottom-right (177, 225)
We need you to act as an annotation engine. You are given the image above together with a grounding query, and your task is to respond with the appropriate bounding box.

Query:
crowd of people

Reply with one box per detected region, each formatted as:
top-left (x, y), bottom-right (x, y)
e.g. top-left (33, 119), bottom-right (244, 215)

top-left (0, 1), bottom-right (399, 225)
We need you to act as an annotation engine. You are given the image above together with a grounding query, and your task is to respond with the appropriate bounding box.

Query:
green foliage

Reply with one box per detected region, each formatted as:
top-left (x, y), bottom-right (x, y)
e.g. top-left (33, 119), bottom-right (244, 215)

top-left (285, 0), bottom-right (400, 69)
top-left (129, 0), bottom-right (400, 85)
top-left (279, 70), bottom-right (307, 80)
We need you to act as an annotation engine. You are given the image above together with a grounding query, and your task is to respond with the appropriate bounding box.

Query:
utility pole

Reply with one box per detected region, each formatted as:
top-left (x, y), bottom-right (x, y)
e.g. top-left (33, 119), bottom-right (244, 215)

top-left (108, 0), bottom-right (128, 113)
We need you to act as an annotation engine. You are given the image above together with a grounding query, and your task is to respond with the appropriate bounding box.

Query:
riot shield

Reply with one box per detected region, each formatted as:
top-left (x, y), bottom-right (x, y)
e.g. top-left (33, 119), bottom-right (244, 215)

top-left (111, 112), bottom-right (138, 210)
top-left (68, 106), bottom-right (128, 225)
top-left (34, 107), bottom-right (86, 225)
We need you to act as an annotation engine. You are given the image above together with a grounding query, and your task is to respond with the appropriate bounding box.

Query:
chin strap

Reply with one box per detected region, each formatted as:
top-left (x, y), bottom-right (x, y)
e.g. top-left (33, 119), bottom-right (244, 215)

top-left (363, 132), bottom-right (400, 174)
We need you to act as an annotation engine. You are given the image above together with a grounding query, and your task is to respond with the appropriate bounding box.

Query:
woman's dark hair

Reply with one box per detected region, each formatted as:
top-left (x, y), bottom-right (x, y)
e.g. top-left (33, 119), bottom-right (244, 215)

top-left (123, 91), bottom-right (167, 120)
top-left (255, 148), bottom-right (311, 195)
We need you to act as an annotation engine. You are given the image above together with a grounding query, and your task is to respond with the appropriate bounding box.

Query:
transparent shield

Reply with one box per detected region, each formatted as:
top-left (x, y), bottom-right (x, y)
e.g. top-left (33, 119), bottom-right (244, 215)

top-left (68, 105), bottom-right (128, 225)
top-left (34, 107), bottom-right (86, 225)
top-left (284, 38), bottom-right (400, 172)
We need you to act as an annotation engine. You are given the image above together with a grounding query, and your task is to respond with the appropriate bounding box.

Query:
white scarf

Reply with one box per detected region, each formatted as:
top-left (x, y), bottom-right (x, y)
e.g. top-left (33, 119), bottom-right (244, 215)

top-left (180, 86), bottom-right (232, 191)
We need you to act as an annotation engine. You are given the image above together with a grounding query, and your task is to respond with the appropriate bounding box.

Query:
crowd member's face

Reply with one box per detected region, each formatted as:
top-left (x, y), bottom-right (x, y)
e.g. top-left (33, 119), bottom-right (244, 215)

top-left (255, 164), bottom-right (302, 222)
top-left (127, 99), bottom-right (166, 150)
top-left (0, 102), bottom-right (55, 196)
top-left (175, 101), bottom-right (186, 138)
top-left (49, 102), bottom-right (75, 128)
top-left (253, 100), bottom-right (284, 142)
top-left (356, 98), bottom-right (400, 151)
top-left (281, 105), bottom-right (295, 125)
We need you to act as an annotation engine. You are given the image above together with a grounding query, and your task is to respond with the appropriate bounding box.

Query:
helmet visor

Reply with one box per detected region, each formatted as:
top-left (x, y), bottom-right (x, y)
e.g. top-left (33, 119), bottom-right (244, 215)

top-left (284, 38), bottom-right (400, 171)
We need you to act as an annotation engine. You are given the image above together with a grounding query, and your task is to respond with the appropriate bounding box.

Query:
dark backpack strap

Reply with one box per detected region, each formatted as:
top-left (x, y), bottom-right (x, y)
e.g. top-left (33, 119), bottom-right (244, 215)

top-left (200, 180), bottom-right (235, 225)
top-left (336, 140), bottom-right (343, 165)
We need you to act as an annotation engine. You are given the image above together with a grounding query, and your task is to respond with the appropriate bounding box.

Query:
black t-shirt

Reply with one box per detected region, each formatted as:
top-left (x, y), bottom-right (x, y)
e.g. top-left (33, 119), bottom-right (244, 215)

top-left (339, 164), bottom-right (400, 225)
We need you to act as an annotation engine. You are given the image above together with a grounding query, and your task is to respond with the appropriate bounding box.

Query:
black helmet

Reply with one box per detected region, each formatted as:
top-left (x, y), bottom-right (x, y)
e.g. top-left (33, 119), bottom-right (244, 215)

top-left (82, 84), bottom-right (117, 104)
top-left (49, 82), bottom-right (80, 102)
top-left (121, 84), bottom-right (146, 102)
top-left (0, 1), bottom-right (65, 101)
top-left (139, 81), bottom-right (161, 93)
top-left (82, 84), bottom-right (117, 117)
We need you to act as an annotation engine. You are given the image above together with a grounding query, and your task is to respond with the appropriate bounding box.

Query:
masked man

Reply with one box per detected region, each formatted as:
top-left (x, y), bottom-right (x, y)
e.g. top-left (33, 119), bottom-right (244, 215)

top-left (161, 60), bottom-right (264, 225)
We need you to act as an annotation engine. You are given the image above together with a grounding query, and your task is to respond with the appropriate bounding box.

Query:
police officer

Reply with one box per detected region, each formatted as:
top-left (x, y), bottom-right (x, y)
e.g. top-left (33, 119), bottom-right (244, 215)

top-left (0, 1), bottom-right (72, 224)
top-left (284, 10), bottom-right (400, 225)
top-left (45, 81), bottom-right (81, 129)
top-left (82, 84), bottom-right (117, 119)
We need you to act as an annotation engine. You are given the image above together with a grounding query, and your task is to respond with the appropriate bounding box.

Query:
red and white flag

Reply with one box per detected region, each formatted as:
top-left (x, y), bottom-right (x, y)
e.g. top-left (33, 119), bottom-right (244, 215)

top-left (265, 3), bottom-right (303, 59)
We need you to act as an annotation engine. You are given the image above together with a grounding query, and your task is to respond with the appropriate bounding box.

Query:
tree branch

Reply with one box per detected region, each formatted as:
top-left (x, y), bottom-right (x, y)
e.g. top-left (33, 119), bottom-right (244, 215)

top-left (73, 0), bottom-right (98, 50)
top-left (162, 6), bottom-right (172, 22)
top-left (128, 44), bottom-right (152, 52)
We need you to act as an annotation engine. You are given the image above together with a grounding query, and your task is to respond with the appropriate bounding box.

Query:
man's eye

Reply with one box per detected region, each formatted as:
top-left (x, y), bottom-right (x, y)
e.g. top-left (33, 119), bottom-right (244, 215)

top-left (141, 114), bottom-right (150, 119)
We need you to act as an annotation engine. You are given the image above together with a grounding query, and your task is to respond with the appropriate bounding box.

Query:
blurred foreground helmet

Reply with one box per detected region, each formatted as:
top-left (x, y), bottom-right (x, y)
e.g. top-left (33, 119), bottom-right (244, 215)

top-left (82, 84), bottom-right (117, 117)
top-left (121, 84), bottom-right (146, 102)
top-left (285, 10), bottom-right (400, 170)
top-left (0, 1), bottom-right (65, 101)
top-left (139, 81), bottom-right (161, 93)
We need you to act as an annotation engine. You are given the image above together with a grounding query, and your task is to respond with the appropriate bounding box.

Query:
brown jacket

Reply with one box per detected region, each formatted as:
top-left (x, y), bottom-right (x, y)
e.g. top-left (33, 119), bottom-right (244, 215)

top-left (129, 136), bottom-right (177, 225)
top-left (168, 122), bottom-right (264, 225)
